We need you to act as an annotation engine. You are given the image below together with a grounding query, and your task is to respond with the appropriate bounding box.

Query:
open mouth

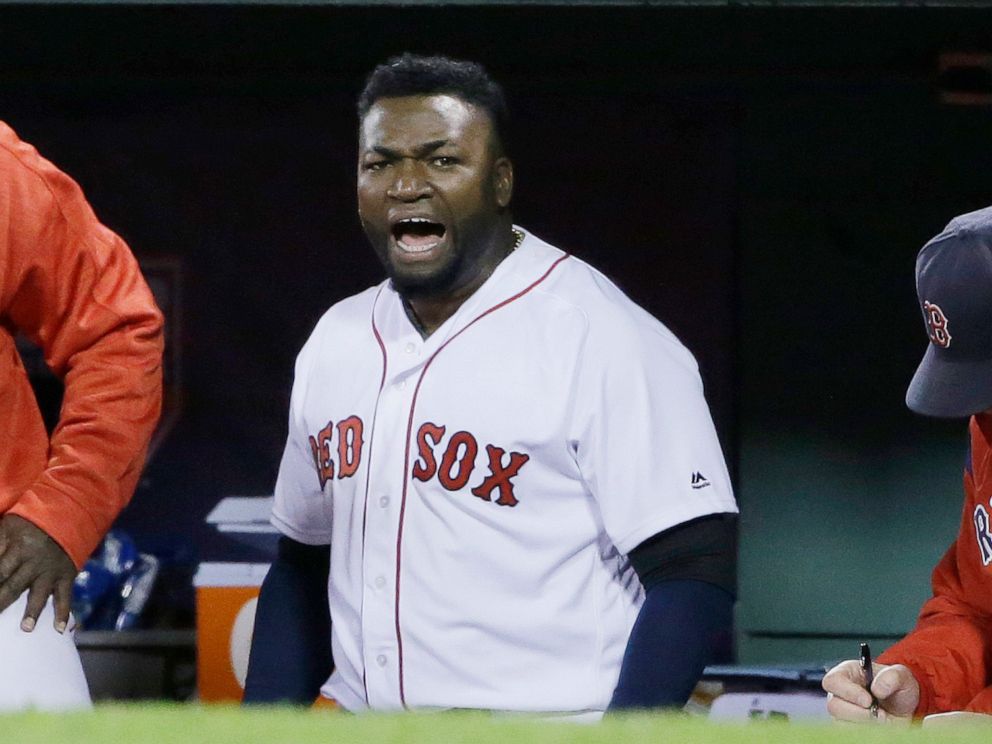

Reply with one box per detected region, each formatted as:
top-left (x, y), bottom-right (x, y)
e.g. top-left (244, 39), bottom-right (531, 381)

top-left (391, 218), bottom-right (446, 254)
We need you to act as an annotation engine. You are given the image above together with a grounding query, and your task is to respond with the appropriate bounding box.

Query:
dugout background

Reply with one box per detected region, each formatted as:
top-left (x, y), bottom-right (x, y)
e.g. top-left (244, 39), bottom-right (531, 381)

top-left (3, 4), bottom-right (989, 665)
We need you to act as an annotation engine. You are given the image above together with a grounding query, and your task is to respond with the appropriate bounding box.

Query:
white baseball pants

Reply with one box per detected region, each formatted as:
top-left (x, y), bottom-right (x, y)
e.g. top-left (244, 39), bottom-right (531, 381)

top-left (0, 591), bottom-right (91, 711)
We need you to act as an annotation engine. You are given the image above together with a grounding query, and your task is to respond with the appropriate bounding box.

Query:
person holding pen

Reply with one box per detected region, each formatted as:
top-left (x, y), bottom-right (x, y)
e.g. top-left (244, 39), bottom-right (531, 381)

top-left (822, 208), bottom-right (992, 722)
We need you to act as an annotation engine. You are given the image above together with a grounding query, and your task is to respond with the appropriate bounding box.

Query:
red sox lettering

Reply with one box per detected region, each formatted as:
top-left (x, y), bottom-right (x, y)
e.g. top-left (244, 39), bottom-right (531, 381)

top-left (308, 417), bottom-right (531, 505)
top-left (412, 422), bottom-right (530, 507)
top-left (308, 415), bottom-right (365, 488)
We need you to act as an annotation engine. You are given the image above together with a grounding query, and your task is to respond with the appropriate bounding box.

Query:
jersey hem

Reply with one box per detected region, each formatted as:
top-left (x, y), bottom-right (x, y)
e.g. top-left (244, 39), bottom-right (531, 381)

top-left (322, 675), bottom-right (368, 712)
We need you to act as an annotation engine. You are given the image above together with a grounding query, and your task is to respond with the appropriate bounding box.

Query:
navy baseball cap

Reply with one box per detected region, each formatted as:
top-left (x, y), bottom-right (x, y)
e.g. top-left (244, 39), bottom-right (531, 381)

top-left (906, 207), bottom-right (992, 418)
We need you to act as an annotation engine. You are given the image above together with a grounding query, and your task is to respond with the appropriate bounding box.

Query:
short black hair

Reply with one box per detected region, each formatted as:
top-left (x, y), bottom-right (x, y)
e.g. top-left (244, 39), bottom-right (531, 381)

top-left (357, 53), bottom-right (510, 152)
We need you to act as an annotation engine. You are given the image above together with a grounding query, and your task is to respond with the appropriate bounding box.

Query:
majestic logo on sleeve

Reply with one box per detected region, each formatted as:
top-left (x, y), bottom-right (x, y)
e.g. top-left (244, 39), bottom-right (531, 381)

top-left (974, 503), bottom-right (992, 566)
top-left (691, 472), bottom-right (711, 490)
top-left (923, 301), bottom-right (951, 348)
top-left (412, 422), bottom-right (530, 507)
top-left (308, 415), bottom-right (365, 489)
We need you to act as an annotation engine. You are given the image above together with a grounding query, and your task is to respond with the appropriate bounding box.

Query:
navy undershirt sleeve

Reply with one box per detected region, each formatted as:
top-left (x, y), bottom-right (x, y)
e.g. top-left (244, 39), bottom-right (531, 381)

top-left (608, 514), bottom-right (738, 711)
top-left (608, 579), bottom-right (734, 710)
top-left (242, 535), bottom-right (334, 704)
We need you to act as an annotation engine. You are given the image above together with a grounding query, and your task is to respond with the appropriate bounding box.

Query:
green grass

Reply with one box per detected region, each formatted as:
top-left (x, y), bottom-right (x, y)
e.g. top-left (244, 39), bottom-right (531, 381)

top-left (2, 705), bottom-right (992, 744)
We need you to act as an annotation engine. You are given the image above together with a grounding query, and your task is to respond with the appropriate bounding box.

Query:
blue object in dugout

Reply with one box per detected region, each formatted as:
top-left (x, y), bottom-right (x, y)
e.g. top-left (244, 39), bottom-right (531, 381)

top-left (115, 553), bottom-right (160, 630)
top-left (72, 530), bottom-right (159, 630)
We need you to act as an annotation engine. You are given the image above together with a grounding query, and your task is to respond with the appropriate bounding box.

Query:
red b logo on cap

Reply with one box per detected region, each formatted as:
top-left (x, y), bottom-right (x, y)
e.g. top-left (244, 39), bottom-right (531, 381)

top-left (924, 301), bottom-right (952, 348)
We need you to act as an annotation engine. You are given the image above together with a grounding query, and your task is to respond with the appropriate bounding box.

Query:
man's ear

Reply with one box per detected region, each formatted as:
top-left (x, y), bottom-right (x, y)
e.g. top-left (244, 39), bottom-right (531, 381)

top-left (493, 157), bottom-right (514, 208)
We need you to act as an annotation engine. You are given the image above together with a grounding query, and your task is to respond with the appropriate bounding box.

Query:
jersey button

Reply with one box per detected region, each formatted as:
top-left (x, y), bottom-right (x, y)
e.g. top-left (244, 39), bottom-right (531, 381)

top-left (376, 654), bottom-right (388, 667)
top-left (379, 496), bottom-right (390, 508)
top-left (404, 342), bottom-right (416, 354)
top-left (374, 575), bottom-right (387, 589)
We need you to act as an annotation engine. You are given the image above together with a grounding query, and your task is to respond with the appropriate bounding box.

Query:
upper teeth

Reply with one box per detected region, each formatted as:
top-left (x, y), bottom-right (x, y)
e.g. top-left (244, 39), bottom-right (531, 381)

top-left (400, 218), bottom-right (431, 224)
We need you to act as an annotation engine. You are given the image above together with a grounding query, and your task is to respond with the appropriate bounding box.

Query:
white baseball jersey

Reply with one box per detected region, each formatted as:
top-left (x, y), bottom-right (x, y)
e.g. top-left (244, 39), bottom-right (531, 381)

top-left (271, 228), bottom-right (737, 714)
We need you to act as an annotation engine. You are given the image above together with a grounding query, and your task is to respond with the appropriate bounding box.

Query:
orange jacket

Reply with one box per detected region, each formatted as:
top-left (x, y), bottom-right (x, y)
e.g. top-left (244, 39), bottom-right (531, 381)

top-left (0, 121), bottom-right (163, 568)
top-left (878, 414), bottom-right (992, 715)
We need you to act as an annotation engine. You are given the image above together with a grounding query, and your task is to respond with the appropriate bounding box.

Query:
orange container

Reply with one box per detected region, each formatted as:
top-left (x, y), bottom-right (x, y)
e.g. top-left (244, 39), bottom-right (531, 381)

top-left (193, 562), bottom-right (270, 702)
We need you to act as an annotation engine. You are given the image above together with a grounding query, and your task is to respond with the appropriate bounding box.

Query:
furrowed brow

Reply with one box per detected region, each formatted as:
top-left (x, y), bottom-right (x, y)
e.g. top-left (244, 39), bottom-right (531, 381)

top-left (368, 140), bottom-right (450, 160)
top-left (414, 140), bottom-right (450, 157)
top-left (367, 145), bottom-right (400, 160)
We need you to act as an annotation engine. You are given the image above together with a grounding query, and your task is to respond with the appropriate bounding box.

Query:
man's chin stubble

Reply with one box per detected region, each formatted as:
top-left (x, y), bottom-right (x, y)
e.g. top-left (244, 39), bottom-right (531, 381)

top-left (387, 256), bottom-right (462, 299)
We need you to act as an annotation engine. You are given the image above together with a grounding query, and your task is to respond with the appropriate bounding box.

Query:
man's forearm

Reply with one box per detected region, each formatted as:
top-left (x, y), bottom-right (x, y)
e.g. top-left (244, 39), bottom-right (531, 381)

top-left (8, 319), bottom-right (163, 569)
top-left (608, 579), bottom-right (734, 710)
top-left (243, 536), bottom-right (333, 704)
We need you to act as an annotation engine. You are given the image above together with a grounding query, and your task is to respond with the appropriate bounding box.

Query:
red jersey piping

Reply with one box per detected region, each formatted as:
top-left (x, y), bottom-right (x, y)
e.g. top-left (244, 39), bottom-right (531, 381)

top-left (393, 254), bottom-right (570, 707)
top-left (361, 284), bottom-right (389, 706)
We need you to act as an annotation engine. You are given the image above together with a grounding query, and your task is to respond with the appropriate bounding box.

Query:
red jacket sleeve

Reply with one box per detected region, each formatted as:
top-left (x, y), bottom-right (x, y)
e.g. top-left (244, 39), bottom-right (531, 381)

top-left (0, 121), bottom-right (164, 568)
top-left (878, 415), bottom-right (992, 716)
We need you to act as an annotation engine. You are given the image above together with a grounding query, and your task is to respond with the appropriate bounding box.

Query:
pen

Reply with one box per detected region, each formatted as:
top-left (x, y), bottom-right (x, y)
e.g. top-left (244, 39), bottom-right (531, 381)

top-left (860, 642), bottom-right (879, 719)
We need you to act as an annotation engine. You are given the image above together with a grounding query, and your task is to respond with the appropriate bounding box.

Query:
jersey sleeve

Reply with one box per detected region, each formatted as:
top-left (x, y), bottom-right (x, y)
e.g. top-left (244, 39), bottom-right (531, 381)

top-left (877, 420), bottom-right (992, 715)
top-left (0, 124), bottom-right (164, 568)
top-left (270, 336), bottom-right (334, 546)
top-left (567, 302), bottom-right (737, 556)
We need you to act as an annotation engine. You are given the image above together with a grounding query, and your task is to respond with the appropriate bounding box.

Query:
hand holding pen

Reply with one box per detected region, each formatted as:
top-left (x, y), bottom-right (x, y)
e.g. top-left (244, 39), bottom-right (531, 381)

top-left (822, 644), bottom-right (921, 724)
